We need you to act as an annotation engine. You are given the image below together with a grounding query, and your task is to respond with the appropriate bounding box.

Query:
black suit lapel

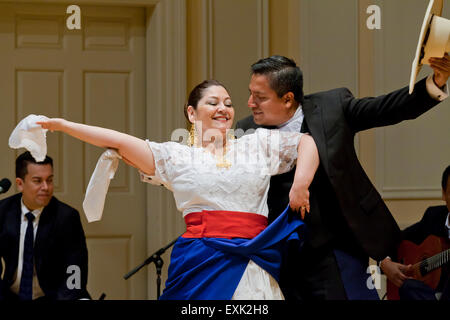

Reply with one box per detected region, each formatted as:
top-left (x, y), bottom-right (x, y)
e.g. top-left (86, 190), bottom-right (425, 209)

top-left (300, 117), bottom-right (309, 133)
top-left (1, 194), bottom-right (22, 283)
top-left (34, 198), bottom-right (56, 272)
top-left (9, 197), bottom-right (22, 273)
top-left (437, 208), bottom-right (450, 238)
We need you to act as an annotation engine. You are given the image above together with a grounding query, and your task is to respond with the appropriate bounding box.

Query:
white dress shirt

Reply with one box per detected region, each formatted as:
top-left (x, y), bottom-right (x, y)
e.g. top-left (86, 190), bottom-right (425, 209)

top-left (426, 75), bottom-right (449, 101)
top-left (277, 106), bottom-right (304, 132)
top-left (445, 212), bottom-right (450, 239)
top-left (10, 198), bottom-right (45, 299)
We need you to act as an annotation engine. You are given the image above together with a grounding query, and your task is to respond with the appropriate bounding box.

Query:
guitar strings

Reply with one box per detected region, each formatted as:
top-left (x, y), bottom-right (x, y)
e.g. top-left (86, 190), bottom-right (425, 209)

top-left (420, 248), bottom-right (450, 275)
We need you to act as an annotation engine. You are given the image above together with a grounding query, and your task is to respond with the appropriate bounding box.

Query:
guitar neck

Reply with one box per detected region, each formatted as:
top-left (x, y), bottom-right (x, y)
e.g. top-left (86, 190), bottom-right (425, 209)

top-left (420, 248), bottom-right (450, 276)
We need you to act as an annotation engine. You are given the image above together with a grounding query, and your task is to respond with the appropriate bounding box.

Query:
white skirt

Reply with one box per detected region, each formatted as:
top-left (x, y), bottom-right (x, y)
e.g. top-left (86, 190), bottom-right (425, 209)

top-left (231, 260), bottom-right (284, 300)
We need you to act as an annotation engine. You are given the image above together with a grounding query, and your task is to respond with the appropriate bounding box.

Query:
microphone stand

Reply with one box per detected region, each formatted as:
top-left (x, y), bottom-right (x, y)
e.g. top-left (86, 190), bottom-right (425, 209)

top-left (124, 237), bottom-right (179, 299)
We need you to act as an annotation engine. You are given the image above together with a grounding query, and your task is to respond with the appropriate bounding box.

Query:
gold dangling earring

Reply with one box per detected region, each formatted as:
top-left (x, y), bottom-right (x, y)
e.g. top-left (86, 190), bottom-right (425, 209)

top-left (188, 122), bottom-right (196, 147)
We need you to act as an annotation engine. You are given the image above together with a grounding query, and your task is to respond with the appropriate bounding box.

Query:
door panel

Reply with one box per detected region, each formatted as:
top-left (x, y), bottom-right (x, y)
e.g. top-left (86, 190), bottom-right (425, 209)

top-left (0, 3), bottom-right (147, 299)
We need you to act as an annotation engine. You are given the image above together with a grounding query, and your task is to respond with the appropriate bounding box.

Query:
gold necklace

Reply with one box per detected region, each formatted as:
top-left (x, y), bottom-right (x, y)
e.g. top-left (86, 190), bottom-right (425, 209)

top-left (215, 143), bottom-right (232, 169)
top-left (215, 130), bottom-right (235, 169)
top-left (189, 124), bottom-right (234, 169)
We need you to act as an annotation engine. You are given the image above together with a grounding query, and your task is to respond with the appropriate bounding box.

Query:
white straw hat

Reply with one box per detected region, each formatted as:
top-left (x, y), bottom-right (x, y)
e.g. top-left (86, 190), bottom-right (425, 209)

top-left (410, 0), bottom-right (450, 93)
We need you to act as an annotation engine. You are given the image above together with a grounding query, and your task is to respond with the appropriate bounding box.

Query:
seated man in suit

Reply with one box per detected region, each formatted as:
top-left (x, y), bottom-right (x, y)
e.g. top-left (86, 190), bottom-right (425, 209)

top-left (380, 165), bottom-right (450, 300)
top-left (0, 151), bottom-right (90, 300)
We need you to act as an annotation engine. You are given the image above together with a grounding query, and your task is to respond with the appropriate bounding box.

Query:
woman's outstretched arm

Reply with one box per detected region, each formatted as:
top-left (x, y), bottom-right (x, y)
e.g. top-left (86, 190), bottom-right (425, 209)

top-left (289, 134), bottom-right (320, 218)
top-left (37, 118), bottom-right (155, 175)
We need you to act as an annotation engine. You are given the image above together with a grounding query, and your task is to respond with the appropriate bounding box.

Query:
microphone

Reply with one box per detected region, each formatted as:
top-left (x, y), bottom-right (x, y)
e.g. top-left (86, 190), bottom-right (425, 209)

top-left (0, 178), bottom-right (12, 194)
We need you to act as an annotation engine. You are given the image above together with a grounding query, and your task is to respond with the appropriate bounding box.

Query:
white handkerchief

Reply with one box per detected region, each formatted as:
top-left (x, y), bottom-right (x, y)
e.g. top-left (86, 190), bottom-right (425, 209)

top-left (83, 149), bottom-right (122, 223)
top-left (9, 114), bottom-right (49, 162)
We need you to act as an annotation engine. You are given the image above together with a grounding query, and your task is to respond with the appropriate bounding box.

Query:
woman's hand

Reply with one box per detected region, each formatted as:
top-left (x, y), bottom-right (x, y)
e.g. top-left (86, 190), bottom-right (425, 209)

top-left (289, 182), bottom-right (310, 219)
top-left (36, 118), bottom-right (66, 132)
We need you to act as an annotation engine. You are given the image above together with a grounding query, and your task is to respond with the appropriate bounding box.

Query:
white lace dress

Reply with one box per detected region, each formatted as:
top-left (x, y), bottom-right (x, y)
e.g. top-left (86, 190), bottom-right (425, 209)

top-left (140, 128), bottom-right (303, 299)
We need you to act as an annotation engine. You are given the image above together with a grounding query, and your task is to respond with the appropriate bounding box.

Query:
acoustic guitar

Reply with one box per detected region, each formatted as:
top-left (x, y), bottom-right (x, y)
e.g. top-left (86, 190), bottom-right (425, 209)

top-left (386, 235), bottom-right (450, 300)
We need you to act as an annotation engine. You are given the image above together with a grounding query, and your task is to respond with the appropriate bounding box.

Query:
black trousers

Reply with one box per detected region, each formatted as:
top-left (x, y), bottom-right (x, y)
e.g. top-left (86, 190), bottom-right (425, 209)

top-left (399, 279), bottom-right (437, 300)
top-left (0, 288), bottom-right (49, 301)
top-left (280, 243), bottom-right (349, 300)
top-left (399, 278), bottom-right (450, 301)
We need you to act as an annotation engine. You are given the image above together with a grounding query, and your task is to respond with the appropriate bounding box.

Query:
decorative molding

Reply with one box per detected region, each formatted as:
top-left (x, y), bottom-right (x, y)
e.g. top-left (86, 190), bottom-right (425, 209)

top-left (1, 0), bottom-right (161, 5)
top-left (256, 0), bottom-right (269, 58)
top-left (82, 71), bottom-right (131, 193)
top-left (373, 0), bottom-right (388, 198)
top-left (15, 69), bottom-right (65, 193)
top-left (372, 0), bottom-right (386, 96)
top-left (200, 0), bottom-right (213, 79)
top-left (85, 235), bottom-right (131, 300)
top-left (83, 17), bottom-right (131, 51)
top-left (373, 0), bottom-right (443, 200)
top-left (3, 0), bottom-right (171, 301)
top-left (146, 0), bottom-right (186, 300)
top-left (15, 14), bottom-right (64, 49)
top-left (298, 0), bottom-right (311, 93)
top-left (375, 129), bottom-right (442, 199)
top-left (199, 0), bottom-right (268, 79)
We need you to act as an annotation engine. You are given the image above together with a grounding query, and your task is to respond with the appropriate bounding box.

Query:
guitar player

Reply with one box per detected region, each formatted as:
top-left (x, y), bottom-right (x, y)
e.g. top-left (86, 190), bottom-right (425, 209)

top-left (380, 165), bottom-right (450, 300)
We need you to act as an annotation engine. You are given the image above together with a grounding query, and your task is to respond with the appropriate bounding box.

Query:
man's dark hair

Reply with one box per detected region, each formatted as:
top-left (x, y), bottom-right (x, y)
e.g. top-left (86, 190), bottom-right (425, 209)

top-left (15, 151), bottom-right (53, 180)
top-left (251, 55), bottom-right (304, 104)
top-left (442, 165), bottom-right (450, 191)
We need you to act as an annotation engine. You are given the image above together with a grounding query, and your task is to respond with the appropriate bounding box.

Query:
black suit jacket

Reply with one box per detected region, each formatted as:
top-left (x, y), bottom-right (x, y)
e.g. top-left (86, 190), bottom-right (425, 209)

top-left (0, 193), bottom-right (90, 300)
top-left (236, 77), bottom-right (440, 260)
top-left (402, 205), bottom-right (449, 243)
top-left (402, 205), bottom-right (449, 291)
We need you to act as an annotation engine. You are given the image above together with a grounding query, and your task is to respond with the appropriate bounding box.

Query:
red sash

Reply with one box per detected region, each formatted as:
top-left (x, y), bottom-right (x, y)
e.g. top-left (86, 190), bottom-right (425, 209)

top-left (182, 210), bottom-right (268, 239)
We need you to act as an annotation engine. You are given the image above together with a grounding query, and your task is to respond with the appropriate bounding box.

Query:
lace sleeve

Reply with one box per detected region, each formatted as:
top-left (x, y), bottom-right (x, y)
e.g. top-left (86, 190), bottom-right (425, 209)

top-left (139, 140), bottom-right (180, 190)
top-left (256, 128), bottom-right (303, 175)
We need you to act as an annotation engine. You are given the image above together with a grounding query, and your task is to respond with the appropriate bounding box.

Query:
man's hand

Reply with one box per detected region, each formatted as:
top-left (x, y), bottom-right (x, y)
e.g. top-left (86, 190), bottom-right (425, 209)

top-left (380, 257), bottom-right (414, 288)
top-left (429, 52), bottom-right (450, 88)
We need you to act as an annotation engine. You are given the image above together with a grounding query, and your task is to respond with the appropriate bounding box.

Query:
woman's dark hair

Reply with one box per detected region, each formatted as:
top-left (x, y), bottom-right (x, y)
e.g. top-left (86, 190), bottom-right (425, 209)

top-left (251, 55), bottom-right (304, 104)
top-left (15, 151), bottom-right (53, 180)
top-left (184, 79), bottom-right (228, 121)
top-left (442, 165), bottom-right (450, 191)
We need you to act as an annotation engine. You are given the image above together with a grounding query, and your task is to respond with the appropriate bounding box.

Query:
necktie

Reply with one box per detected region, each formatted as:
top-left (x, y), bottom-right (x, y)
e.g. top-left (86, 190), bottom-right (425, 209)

top-left (19, 212), bottom-right (35, 300)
